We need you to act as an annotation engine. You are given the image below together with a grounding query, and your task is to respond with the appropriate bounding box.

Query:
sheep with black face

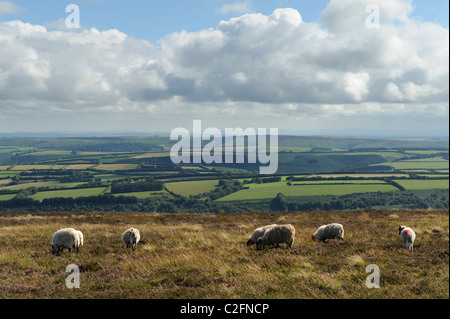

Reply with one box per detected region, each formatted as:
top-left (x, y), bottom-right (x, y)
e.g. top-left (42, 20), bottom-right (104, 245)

top-left (256, 224), bottom-right (295, 249)
top-left (247, 224), bottom-right (277, 249)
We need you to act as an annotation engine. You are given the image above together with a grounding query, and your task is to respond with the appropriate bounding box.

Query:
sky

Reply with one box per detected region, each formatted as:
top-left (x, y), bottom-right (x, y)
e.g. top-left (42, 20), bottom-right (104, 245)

top-left (0, 0), bottom-right (448, 136)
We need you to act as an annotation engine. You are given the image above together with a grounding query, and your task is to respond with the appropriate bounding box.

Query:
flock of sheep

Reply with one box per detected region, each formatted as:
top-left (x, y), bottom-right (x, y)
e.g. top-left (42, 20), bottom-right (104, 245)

top-left (51, 222), bottom-right (416, 256)
top-left (50, 227), bottom-right (140, 256)
top-left (245, 223), bottom-right (344, 250)
top-left (246, 223), bottom-right (416, 253)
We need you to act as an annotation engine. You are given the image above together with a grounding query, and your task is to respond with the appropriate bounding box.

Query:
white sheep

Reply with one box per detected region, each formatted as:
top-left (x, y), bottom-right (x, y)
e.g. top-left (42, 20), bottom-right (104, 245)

top-left (399, 225), bottom-right (416, 254)
top-left (51, 228), bottom-right (79, 256)
top-left (256, 224), bottom-right (295, 249)
top-left (247, 224), bottom-right (277, 249)
top-left (122, 227), bottom-right (141, 251)
top-left (312, 223), bottom-right (344, 242)
top-left (73, 230), bottom-right (84, 252)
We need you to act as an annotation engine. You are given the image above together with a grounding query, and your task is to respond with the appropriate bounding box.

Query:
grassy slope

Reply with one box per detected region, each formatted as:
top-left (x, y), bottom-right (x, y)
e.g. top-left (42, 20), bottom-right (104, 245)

top-left (165, 180), bottom-right (219, 196)
top-left (218, 182), bottom-right (398, 201)
top-left (375, 159), bottom-right (449, 170)
top-left (0, 210), bottom-right (447, 299)
top-left (394, 180), bottom-right (449, 190)
top-left (30, 187), bottom-right (108, 201)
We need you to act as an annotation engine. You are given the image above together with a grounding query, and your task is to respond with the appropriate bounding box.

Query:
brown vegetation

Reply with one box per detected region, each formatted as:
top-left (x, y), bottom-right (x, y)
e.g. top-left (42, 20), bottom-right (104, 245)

top-left (0, 210), bottom-right (448, 299)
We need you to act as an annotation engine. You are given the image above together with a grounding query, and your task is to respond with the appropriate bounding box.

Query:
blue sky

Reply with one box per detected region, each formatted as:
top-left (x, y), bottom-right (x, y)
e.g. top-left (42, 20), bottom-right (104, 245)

top-left (0, 0), bottom-right (448, 136)
top-left (4, 0), bottom-right (448, 41)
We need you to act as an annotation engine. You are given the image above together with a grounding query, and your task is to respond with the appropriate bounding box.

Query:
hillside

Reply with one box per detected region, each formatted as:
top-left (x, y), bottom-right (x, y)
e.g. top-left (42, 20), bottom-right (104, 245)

top-left (0, 210), bottom-right (448, 299)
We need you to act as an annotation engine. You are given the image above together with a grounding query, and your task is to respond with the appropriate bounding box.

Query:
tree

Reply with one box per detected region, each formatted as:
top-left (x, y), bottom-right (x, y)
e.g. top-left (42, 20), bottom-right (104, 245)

top-left (271, 193), bottom-right (288, 211)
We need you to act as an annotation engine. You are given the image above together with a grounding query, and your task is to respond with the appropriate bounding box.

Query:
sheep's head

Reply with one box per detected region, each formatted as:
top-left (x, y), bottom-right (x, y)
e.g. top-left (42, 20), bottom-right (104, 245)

top-left (398, 226), bottom-right (406, 235)
top-left (256, 237), bottom-right (264, 249)
top-left (51, 244), bottom-right (56, 255)
top-left (246, 239), bottom-right (254, 246)
top-left (312, 233), bottom-right (318, 241)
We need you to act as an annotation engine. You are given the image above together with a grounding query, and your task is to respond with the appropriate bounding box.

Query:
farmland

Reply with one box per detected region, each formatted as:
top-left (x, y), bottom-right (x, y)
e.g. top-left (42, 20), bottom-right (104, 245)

top-left (30, 187), bottom-right (108, 202)
top-left (218, 182), bottom-right (398, 201)
top-left (393, 180), bottom-right (449, 191)
top-left (165, 180), bottom-right (219, 197)
top-left (374, 157), bottom-right (449, 170)
top-left (0, 136), bottom-right (448, 212)
top-left (0, 210), bottom-right (447, 299)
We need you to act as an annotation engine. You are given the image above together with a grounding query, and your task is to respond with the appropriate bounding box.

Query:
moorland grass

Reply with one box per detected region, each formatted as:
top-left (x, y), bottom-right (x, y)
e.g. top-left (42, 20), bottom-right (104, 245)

top-left (0, 210), bottom-right (447, 299)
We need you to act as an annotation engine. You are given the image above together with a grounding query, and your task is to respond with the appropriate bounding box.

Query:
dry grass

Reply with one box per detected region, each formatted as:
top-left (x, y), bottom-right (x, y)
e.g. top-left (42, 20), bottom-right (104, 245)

top-left (0, 210), bottom-right (448, 299)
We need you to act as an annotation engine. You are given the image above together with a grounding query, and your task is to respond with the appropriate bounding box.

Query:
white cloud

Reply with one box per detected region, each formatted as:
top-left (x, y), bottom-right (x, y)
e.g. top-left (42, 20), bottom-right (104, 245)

top-left (46, 18), bottom-right (71, 30)
top-left (0, 1), bottom-right (448, 134)
top-left (344, 72), bottom-right (370, 101)
top-left (0, 1), bottom-right (20, 15)
top-left (216, 2), bottom-right (251, 15)
top-left (320, 0), bottom-right (414, 32)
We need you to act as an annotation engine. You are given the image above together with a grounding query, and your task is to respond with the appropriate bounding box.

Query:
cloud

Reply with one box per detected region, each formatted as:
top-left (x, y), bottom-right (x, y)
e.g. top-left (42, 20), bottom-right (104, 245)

top-left (0, 0), bottom-right (448, 134)
top-left (216, 2), bottom-right (251, 15)
top-left (158, 5), bottom-right (447, 106)
top-left (320, 0), bottom-right (414, 32)
top-left (0, 0), bottom-right (21, 15)
top-left (46, 18), bottom-right (72, 30)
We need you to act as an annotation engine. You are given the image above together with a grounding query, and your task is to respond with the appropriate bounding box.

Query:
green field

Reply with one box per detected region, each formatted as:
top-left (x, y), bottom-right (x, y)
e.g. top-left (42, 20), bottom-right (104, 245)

top-left (30, 187), bottom-right (108, 201)
top-left (308, 173), bottom-right (409, 178)
top-left (0, 194), bottom-right (15, 201)
top-left (0, 181), bottom-right (83, 191)
top-left (165, 180), bottom-right (219, 196)
top-left (405, 157), bottom-right (449, 162)
top-left (0, 136), bottom-right (448, 210)
top-left (0, 172), bottom-right (21, 178)
top-left (375, 157), bottom-right (449, 170)
top-left (394, 179), bottom-right (449, 190)
top-left (218, 182), bottom-right (398, 201)
top-left (291, 180), bottom-right (388, 185)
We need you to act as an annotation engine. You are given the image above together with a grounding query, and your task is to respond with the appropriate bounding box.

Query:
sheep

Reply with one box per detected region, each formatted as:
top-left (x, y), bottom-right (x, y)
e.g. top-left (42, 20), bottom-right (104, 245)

top-left (73, 230), bottom-right (84, 252)
top-left (247, 224), bottom-right (277, 249)
top-left (122, 227), bottom-right (141, 251)
top-left (51, 228), bottom-right (79, 256)
top-left (312, 223), bottom-right (344, 243)
top-left (399, 225), bottom-right (416, 254)
top-left (256, 224), bottom-right (295, 250)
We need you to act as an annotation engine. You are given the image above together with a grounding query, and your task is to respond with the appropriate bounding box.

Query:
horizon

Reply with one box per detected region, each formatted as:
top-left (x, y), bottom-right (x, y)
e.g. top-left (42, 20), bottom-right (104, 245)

top-left (0, 130), bottom-right (449, 140)
top-left (0, 0), bottom-right (449, 136)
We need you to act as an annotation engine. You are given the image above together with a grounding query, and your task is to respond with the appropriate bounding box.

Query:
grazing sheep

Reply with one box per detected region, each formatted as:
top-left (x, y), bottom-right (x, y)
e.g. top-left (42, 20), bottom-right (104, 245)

top-left (247, 224), bottom-right (277, 249)
top-left (399, 226), bottom-right (416, 254)
top-left (312, 223), bottom-right (344, 242)
top-left (122, 228), bottom-right (141, 251)
top-left (256, 224), bottom-right (295, 249)
top-left (73, 230), bottom-right (84, 252)
top-left (51, 228), bottom-right (78, 256)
